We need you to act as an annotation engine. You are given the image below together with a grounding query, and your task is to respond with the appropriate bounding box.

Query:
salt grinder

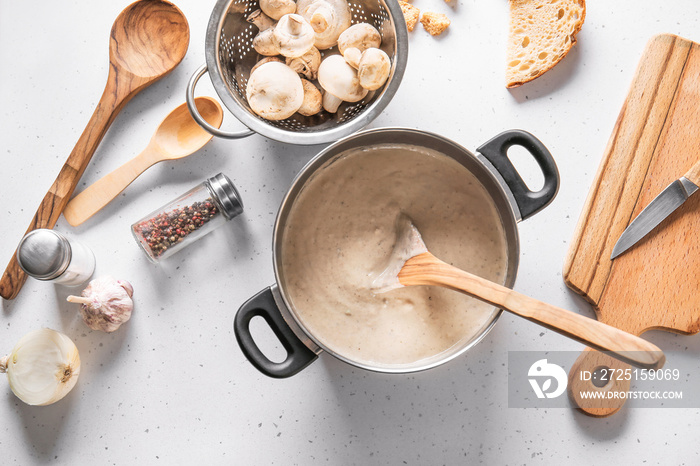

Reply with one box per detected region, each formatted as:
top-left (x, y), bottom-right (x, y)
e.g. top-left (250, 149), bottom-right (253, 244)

top-left (16, 229), bottom-right (96, 286)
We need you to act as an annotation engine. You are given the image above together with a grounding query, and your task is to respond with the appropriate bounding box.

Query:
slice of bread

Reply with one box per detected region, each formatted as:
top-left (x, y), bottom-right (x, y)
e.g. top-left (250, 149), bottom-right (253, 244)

top-left (506, 0), bottom-right (585, 88)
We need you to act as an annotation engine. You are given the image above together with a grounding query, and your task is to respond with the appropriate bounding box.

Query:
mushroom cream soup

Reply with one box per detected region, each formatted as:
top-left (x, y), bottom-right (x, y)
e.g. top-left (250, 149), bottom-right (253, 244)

top-left (280, 144), bottom-right (508, 366)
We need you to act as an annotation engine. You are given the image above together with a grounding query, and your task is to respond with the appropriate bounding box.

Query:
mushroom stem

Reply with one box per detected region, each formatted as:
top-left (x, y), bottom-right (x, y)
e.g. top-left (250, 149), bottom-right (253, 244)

top-left (310, 9), bottom-right (330, 33)
top-left (66, 295), bottom-right (93, 305)
top-left (323, 92), bottom-right (343, 113)
top-left (0, 355), bottom-right (8, 374)
top-left (247, 9), bottom-right (276, 31)
top-left (288, 16), bottom-right (305, 35)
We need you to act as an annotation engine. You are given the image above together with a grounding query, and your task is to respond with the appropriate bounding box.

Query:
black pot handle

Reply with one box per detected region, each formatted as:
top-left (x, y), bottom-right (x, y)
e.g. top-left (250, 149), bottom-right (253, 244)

top-left (476, 130), bottom-right (559, 220)
top-left (234, 287), bottom-right (318, 378)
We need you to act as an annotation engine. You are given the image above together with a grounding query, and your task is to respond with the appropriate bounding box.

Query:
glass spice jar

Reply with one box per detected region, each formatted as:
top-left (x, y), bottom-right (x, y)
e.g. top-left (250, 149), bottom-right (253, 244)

top-left (131, 173), bottom-right (244, 262)
top-left (16, 229), bottom-right (96, 286)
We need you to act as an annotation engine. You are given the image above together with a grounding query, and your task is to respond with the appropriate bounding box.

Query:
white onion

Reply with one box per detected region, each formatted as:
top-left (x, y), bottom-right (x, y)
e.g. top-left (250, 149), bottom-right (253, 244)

top-left (0, 328), bottom-right (80, 406)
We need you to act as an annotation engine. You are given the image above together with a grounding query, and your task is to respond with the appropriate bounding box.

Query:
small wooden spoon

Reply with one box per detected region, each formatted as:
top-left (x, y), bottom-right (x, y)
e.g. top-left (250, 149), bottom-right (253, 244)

top-left (63, 97), bottom-right (223, 226)
top-left (372, 216), bottom-right (665, 370)
top-left (0, 0), bottom-right (189, 300)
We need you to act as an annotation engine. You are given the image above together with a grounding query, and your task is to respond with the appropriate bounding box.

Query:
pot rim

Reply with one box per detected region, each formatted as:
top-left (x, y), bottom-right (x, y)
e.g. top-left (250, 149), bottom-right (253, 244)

top-left (270, 127), bottom-right (523, 374)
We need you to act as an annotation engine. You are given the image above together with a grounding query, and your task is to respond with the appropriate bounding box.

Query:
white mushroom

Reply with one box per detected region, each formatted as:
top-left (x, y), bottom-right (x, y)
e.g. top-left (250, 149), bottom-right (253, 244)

top-left (286, 46), bottom-right (321, 80)
top-left (296, 0), bottom-right (352, 50)
top-left (246, 62), bottom-right (304, 120)
top-left (251, 56), bottom-right (284, 75)
top-left (343, 47), bottom-right (362, 69)
top-left (356, 48), bottom-right (391, 90)
top-left (337, 23), bottom-right (381, 55)
top-left (252, 28), bottom-right (279, 56)
top-left (298, 79), bottom-right (323, 116)
top-left (273, 14), bottom-right (316, 58)
top-left (260, 0), bottom-right (296, 20)
top-left (317, 54), bottom-right (368, 113)
top-left (247, 9), bottom-right (276, 31)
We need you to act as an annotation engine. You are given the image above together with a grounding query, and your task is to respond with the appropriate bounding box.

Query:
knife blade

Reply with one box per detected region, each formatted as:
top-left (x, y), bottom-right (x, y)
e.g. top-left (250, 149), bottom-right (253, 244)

top-left (611, 176), bottom-right (699, 259)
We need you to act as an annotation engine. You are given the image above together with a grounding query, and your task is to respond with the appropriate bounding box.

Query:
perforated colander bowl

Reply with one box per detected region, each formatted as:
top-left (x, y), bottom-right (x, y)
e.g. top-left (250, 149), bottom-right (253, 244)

top-left (186, 0), bottom-right (408, 145)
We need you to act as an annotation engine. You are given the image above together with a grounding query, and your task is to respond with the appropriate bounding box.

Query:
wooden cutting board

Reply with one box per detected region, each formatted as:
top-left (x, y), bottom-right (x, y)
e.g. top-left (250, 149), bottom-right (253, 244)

top-left (563, 34), bottom-right (700, 417)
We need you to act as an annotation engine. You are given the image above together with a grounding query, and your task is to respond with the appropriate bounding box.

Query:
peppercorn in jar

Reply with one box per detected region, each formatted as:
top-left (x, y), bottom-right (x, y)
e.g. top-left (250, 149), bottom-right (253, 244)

top-left (131, 173), bottom-right (243, 262)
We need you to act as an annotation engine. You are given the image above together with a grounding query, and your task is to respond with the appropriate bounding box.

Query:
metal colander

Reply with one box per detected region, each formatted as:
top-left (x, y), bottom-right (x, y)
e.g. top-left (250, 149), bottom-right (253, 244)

top-left (186, 0), bottom-right (408, 145)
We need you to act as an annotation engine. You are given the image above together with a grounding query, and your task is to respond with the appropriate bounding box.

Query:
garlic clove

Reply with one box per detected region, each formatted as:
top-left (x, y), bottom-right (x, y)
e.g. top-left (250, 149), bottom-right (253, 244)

top-left (118, 279), bottom-right (134, 298)
top-left (2, 328), bottom-right (80, 406)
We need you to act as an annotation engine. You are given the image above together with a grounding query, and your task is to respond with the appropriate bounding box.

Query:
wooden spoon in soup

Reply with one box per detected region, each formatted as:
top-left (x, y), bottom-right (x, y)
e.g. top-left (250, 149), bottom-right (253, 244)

top-left (370, 214), bottom-right (665, 370)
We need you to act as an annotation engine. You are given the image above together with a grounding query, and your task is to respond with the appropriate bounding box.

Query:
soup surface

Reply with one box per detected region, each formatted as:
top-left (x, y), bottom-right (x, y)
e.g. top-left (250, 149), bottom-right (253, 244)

top-left (280, 144), bottom-right (508, 367)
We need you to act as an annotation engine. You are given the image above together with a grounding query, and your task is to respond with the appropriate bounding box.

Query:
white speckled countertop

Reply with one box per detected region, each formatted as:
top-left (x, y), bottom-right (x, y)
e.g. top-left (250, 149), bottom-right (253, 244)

top-left (1, 0), bottom-right (699, 464)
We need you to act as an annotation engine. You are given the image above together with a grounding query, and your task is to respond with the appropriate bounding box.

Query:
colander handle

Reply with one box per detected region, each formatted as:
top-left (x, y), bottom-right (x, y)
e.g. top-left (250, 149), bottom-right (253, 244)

top-left (186, 64), bottom-right (255, 139)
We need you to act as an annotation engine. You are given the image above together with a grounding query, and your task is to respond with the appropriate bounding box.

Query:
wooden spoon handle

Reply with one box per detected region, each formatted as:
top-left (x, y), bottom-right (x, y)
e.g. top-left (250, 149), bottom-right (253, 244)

top-left (399, 252), bottom-right (665, 369)
top-left (63, 149), bottom-right (159, 227)
top-left (0, 73), bottom-right (132, 300)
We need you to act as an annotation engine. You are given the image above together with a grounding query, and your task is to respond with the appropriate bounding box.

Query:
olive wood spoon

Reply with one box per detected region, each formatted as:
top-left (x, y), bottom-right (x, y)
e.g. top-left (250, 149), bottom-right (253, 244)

top-left (372, 216), bottom-right (665, 370)
top-left (63, 97), bottom-right (223, 227)
top-left (0, 0), bottom-right (189, 300)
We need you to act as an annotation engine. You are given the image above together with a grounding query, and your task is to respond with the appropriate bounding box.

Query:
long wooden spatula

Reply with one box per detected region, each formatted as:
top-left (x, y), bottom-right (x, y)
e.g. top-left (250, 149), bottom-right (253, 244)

top-left (372, 215), bottom-right (665, 370)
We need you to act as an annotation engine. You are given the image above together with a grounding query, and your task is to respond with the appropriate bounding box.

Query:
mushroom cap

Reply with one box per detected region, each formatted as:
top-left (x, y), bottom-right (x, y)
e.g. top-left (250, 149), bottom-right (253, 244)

top-left (337, 23), bottom-right (382, 55)
top-left (297, 0), bottom-right (352, 50)
top-left (260, 0), bottom-right (296, 20)
top-left (252, 28), bottom-right (280, 56)
top-left (357, 47), bottom-right (391, 90)
top-left (343, 47), bottom-right (362, 69)
top-left (317, 54), bottom-right (368, 102)
top-left (273, 14), bottom-right (316, 58)
top-left (251, 56), bottom-right (284, 75)
top-left (246, 62), bottom-right (304, 120)
top-left (298, 79), bottom-right (323, 116)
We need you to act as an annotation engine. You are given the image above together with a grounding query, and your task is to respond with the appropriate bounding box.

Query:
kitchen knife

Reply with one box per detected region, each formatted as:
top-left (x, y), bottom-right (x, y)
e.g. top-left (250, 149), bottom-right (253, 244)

top-left (611, 160), bottom-right (700, 259)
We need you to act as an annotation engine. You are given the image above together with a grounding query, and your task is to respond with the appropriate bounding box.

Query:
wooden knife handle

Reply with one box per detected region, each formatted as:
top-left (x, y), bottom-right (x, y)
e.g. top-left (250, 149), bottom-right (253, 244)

top-left (683, 159), bottom-right (700, 186)
top-left (0, 73), bottom-right (131, 300)
top-left (400, 252), bottom-right (666, 370)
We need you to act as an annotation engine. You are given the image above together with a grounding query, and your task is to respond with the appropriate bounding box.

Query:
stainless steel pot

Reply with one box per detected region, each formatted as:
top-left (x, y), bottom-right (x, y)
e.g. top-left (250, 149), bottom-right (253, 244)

top-left (234, 128), bottom-right (559, 378)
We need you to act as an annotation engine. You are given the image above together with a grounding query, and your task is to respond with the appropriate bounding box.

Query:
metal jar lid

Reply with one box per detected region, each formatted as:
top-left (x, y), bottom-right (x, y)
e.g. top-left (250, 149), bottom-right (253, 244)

top-left (206, 173), bottom-right (244, 220)
top-left (16, 229), bottom-right (71, 280)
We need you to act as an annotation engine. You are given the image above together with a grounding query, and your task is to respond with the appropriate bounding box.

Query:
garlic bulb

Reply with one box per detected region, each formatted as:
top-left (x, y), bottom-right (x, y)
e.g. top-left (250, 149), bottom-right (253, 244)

top-left (67, 276), bottom-right (134, 333)
top-left (0, 328), bottom-right (80, 406)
